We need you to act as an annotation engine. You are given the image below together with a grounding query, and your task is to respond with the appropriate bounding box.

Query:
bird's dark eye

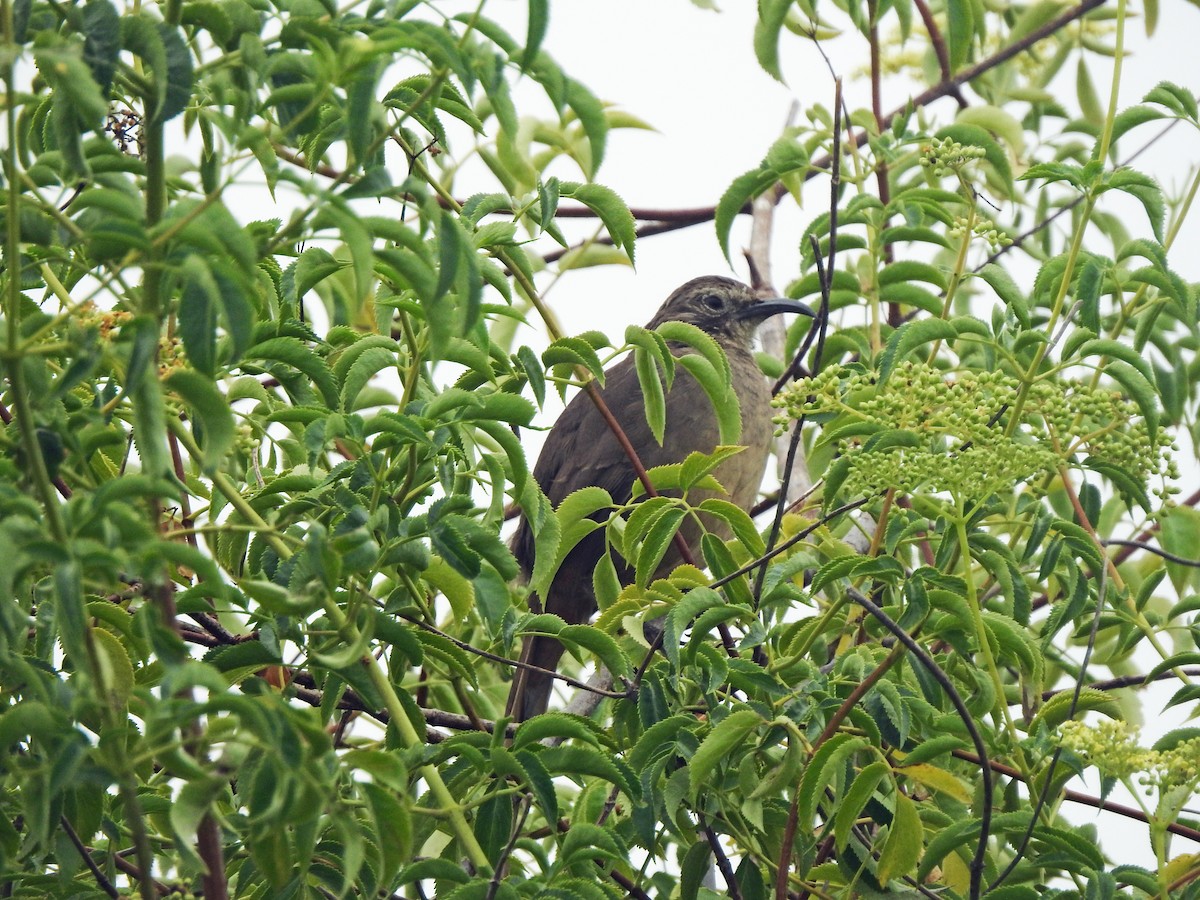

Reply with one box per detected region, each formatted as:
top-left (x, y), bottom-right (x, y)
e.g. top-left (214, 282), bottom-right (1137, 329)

top-left (703, 295), bottom-right (726, 311)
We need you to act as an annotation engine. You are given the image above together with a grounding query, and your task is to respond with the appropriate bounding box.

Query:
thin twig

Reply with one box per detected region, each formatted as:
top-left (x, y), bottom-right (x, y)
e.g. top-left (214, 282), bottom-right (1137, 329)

top-left (700, 816), bottom-right (743, 900)
top-left (846, 586), bottom-right (992, 899)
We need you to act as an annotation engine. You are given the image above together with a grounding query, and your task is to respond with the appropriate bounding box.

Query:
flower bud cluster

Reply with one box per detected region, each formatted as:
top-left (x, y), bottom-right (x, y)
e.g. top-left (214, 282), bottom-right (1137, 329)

top-left (948, 215), bottom-right (1012, 253)
top-left (77, 303), bottom-right (133, 339)
top-left (1059, 719), bottom-right (1200, 794)
top-left (773, 361), bottom-right (1173, 503)
top-left (919, 136), bottom-right (985, 177)
top-left (235, 423), bottom-right (261, 454)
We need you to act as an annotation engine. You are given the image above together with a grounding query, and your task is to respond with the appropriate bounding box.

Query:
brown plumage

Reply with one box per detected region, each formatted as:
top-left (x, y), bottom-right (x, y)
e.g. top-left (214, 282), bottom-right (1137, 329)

top-left (507, 276), bottom-right (815, 719)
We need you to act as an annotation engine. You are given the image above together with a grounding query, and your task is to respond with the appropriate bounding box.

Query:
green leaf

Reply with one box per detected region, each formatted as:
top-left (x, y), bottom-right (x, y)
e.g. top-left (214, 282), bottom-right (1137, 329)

top-left (543, 336), bottom-right (606, 382)
top-left (877, 791), bottom-right (922, 883)
top-left (164, 369), bottom-right (235, 474)
top-left (339, 346), bottom-right (397, 411)
top-left (473, 788), bottom-right (512, 867)
top-left (1105, 360), bottom-right (1159, 441)
top-left (294, 247), bottom-right (344, 299)
top-left (361, 782), bottom-right (412, 885)
top-left (533, 486), bottom-right (611, 599)
top-left (634, 343), bottom-right (667, 446)
top-left (558, 624), bottom-right (633, 678)
top-left (1029, 687), bottom-right (1121, 732)
top-left (345, 59), bottom-right (381, 168)
top-left (1110, 104), bottom-right (1167, 145)
top-left (1076, 58), bottom-right (1104, 125)
top-left (177, 258), bottom-right (221, 376)
top-left (1073, 338), bottom-right (1155, 387)
top-left (698, 497), bottom-right (764, 556)
top-left (716, 165), bottom-right (777, 262)
top-left (169, 777), bottom-right (227, 870)
top-left (753, 0), bottom-right (793, 80)
top-left (560, 823), bottom-right (625, 874)
top-left (1144, 81), bottom-right (1198, 120)
top-left (676, 354), bottom-right (741, 444)
top-left (655, 320), bottom-right (732, 386)
top-left (689, 708), bottom-right (762, 797)
top-left (946, 0), bottom-right (974, 70)
top-left (520, 0), bottom-right (549, 71)
top-left (35, 43), bottom-right (109, 175)
top-left (834, 760), bottom-right (892, 851)
top-left (877, 318), bottom-right (958, 383)
top-left (564, 79), bottom-right (608, 177)
top-left (634, 507), bottom-right (686, 587)
top-left (1100, 169), bottom-right (1165, 242)
top-left (1160, 506), bottom-right (1200, 595)
top-left (246, 336), bottom-right (339, 408)
top-left (798, 733), bottom-right (864, 830)
top-left (955, 105), bottom-right (1026, 159)
top-left (120, 17), bottom-right (193, 122)
top-left (878, 260), bottom-right (947, 290)
top-left (539, 745), bottom-right (634, 795)
top-left (82, 0), bottom-right (121, 90)
top-left (680, 840), bottom-right (713, 900)
top-left (976, 263), bottom-right (1029, 327)
top-left (512, 712), bottom-right (604, 751)
top-left (130, 364), bottom-right (171, 478)
top-left (664, 585), bottom-right (727, 669)
top-left (560, 182), bottom-right (634, 261)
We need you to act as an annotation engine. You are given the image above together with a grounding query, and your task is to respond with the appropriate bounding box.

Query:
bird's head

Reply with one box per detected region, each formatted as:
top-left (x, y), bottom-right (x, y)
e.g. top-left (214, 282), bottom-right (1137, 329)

top-left (646, 275), bottom-right (816, 345)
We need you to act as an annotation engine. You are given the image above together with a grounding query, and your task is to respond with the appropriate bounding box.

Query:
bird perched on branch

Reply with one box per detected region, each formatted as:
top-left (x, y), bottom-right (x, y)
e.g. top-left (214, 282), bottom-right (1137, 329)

top-left (507, 275), bottom-right (815, 720)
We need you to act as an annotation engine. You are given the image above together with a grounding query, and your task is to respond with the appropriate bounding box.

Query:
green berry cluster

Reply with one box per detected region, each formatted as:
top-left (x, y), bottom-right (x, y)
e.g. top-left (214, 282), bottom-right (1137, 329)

top-left (773, 361), bottom-right (1174, 503)
top-left (949, 215), bottom-right (1012, 253)
top-left (919, 136), bottom-right (986, 177)
top-left (1059, 719), bottom-right (1200, 794)
top-left (1024, 379), bottom-right (1178, 498)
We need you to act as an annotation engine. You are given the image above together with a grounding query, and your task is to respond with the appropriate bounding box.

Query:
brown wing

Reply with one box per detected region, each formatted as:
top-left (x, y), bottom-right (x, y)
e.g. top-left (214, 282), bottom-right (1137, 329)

top-left (508, 346), bottom-right (771, 719)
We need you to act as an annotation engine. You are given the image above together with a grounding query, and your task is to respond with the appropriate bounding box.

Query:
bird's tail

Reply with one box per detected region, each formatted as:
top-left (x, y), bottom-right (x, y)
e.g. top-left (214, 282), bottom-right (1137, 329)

top-left (505, 634), bottom-right (567, 721)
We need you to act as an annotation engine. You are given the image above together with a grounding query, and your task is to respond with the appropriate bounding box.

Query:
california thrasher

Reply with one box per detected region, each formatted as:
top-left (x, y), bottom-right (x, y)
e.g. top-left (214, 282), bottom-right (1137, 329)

top-left (507, 276), bottom-right (815, 719)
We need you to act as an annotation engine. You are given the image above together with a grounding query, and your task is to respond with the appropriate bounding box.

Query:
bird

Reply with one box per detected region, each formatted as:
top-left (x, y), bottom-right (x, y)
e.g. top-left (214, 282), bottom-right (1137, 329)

top-left (506, 275), bottom-right (816, 720)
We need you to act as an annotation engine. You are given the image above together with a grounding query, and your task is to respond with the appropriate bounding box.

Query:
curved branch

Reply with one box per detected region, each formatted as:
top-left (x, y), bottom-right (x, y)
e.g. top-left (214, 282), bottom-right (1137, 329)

top-left (846, 586), bottom-right (993, 899)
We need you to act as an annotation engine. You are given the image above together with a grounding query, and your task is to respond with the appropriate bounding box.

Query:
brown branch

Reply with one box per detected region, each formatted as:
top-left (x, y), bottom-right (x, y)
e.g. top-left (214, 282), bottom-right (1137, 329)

top-left (539, 0), bottom-right (1107, 260)
top-left (61, 816), bottom-right (120, 898)
top-left (701, 816), bottom-right (743, 900)
top-left (1042, 668), bottom-right (1200, 701)
top-left (954, 749), bottom-right (1200, 843)
top-left (400, 611), bottom-right (631, 698)
top-left (913, 0), bottom-right (967, 104)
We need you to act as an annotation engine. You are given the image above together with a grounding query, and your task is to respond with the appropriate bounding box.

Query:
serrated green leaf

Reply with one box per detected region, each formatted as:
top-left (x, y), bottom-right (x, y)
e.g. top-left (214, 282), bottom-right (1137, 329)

top-left (635, 506), bottom-right (686, 587)
top-left (1105, 359), bottom-right (1159, 441)
top-left (716, 165), bottom-right (777, 262)
top-left (165, 369), bottom-right (235, 474)
top-left (634, 344), bottom-right (667, 446)
top-left (877, 791), bottom-right (922, 883)
top-left (558, 624), bottom-right (633, 678)
top-left (798, 733), bottom-right (864, 830)
top-left (247, 336), bottom-right (339, 408)
top-left (1029, 687), bottom-right (1121, 732)
top-left (689, 709), bottom-right (762, 797)
top-left (877, 318), bottom-right (958, 382)
top-left (561, 182), bottom-right (634, 260)
top-left (754, 0), bottom-right (793, 80)
top-left (675, 354), bottom-right (741, 444)
top-left (834, 760), bottom-right (892, 851)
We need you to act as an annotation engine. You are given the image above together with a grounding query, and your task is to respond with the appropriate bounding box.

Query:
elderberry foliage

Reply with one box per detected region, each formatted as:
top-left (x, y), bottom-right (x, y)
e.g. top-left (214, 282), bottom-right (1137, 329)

top-left (0, 1), bottom-right (1198, 899)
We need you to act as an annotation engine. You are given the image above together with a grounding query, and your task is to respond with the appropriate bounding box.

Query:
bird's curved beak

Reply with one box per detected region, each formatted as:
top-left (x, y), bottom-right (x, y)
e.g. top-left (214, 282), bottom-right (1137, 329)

top-left (735, 298), bottom-right (816, 321)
